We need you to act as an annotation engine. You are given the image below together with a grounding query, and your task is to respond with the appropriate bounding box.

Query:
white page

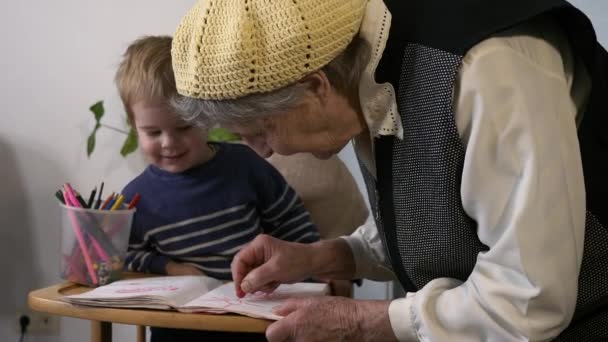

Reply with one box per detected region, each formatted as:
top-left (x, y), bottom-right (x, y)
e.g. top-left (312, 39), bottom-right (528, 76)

top-left (180, 282), bottom-right (330, 320)
top-left (64, 276), bottom-right (223, 308)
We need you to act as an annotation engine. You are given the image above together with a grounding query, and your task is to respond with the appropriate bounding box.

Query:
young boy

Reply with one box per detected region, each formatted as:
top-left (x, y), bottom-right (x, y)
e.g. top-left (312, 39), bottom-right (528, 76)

top-left (115, 36), bottom-right (320, 341)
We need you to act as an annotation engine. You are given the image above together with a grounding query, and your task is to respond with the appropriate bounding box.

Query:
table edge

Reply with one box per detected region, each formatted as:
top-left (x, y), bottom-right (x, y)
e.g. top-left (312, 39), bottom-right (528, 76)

top-left (28, 283), bottom-right (270, 333)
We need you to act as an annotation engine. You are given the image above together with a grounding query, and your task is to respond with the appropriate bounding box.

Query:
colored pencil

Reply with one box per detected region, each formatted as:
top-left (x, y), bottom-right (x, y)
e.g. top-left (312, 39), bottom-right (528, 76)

top-left (100, 193), bottom-right (115, 210)
top-left (64, 183), bottom-right (113, 260)
top-left (127, 193), bottom-right (141, 209)
top-left (63, 187), bottom-right (98, 284)
top-left (110, 194), bottom-right (125, 210)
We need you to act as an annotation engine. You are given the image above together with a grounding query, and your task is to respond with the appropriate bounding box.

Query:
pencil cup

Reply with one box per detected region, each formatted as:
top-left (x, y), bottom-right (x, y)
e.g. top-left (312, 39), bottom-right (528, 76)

top-left (59, 204), bottom-right (135, 287)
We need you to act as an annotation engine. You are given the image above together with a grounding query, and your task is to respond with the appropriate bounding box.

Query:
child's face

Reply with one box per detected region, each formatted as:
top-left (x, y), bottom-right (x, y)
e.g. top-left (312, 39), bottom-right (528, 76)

top-left (132, 100), bottom-right (210, 173)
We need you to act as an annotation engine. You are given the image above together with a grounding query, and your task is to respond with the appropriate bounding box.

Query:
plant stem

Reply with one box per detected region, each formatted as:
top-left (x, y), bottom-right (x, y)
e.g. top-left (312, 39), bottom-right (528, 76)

top-left (101, 124), bottom-right (130, 135)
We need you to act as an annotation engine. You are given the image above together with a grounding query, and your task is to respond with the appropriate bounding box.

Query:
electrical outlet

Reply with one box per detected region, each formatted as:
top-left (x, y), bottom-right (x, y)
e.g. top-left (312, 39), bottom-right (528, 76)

top-left (15, 309), bottom-right (60, 335)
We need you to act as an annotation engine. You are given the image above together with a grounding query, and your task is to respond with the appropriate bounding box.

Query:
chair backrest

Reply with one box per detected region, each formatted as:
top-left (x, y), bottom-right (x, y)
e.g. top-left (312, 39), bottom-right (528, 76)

top-left (266, 153), bottom-right (369, 239)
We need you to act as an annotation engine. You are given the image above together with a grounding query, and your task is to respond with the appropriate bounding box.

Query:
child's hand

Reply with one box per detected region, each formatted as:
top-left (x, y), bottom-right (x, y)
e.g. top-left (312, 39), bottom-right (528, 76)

top-left (165, 261), bottom-right (204, 276)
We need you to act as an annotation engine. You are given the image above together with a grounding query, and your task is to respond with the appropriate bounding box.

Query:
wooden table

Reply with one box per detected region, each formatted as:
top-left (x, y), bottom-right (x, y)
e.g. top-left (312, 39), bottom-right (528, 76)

top-left (28, 274), bottom-right (270, 342)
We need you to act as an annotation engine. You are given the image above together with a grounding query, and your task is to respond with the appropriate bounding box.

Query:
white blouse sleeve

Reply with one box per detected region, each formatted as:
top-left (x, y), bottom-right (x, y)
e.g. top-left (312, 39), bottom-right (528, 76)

top-left (388, 22), bottom-right (588, 341)
top-left (342, 215), bottom-right (396, 281)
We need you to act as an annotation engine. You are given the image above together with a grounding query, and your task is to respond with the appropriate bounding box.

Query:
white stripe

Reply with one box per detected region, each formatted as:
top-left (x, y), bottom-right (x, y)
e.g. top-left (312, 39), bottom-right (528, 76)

top-left (193, 265), bottom-right (232, 274)
top-left (128, 250), bottom-right (145, 265)
top-left (277, 211), bottom-right (310, 230)
top-left (266, 210), bottom-right (309, 237)
top-left (178, 255), bottom-right (231, 262)
top-left (293, 231), bottom-right (319, 243)
top-left (139, 252), bottom-right (152, 269)
top-left (128, 251), bottom-right (149, 271)
top-left (142, 204), bottom-right (249, 241)
top-left (278, 222), bottom-right (315, 240)
top-left (187, 263), bottom-right (232, 274)
top-left (126, 250), bottom-right (139, 258)
top-left (157, 209), bottom-right (256, 245)
top-left (126, 251), bottom-right (140, 271)
top-left (266, 192), bottom-right (299, 222)
top-left (216, 242), bottom-right (250, 255)
top-left (262, 185), bottom-right (289, 214)
top-left (129, 241), bottom-right (147, 249)
top-left (158, 222), bottom-right (260, 256)
top-left (177, 243), bottom-right (245, 260)
top-left (177, 262), bottom-right (231, 274)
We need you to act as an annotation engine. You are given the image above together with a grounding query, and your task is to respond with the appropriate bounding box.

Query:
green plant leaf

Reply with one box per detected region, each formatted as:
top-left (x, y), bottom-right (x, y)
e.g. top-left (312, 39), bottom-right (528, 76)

top-left (208, 127), bottom-right (241, 142)
top-left (86, 124), bottom-right (100, 157)
top-left (120, 127), bottom-right (138, 157)
top-left (89, 101), bottom-right (105, 123)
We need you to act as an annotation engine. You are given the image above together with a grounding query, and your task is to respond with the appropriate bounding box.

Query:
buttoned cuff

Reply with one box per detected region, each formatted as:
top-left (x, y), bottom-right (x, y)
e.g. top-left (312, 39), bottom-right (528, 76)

top-left (341, 235), bottom-right (369, 278)
top-left (389, 295), bottom-right (419, 341)
top-left (341, 236), bottom-right (393, 280)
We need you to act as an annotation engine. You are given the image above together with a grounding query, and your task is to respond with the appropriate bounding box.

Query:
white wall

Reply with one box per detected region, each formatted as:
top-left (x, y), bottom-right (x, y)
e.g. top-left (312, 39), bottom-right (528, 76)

top-left (0, 1), bottom-right (606, 341)
top-left (0, 1), bottom-right (195, 341)
top-left (570, 0), bottom-right (608, 41)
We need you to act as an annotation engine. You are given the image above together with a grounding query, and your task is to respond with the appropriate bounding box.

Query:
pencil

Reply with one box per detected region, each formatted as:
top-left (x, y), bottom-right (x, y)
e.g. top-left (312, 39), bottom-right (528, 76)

top-left (63, 184), bottom-right (79, 206)
top-left (100, 192), bottom-right (115, 210)
top-left (62, 185), bottom-right (99, 284)
top-left (105, 194), bottom-right (117, 210)
top-left (110, 194), bottom-right (124, 210)
top-left (127, 193), bottom-right (141, 209)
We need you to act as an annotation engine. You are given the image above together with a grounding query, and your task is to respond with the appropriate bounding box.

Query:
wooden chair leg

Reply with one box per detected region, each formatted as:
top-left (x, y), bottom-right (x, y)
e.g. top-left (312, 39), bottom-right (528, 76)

top-left (136, 325), bottom-right (146, 342)
top-left (91, 321), bottom-right (112, 342)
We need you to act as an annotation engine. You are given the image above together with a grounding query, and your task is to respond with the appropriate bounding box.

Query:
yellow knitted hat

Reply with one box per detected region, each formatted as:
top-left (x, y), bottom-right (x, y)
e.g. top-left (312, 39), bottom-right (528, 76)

top-left (172, 0), bottom-right (367, 100)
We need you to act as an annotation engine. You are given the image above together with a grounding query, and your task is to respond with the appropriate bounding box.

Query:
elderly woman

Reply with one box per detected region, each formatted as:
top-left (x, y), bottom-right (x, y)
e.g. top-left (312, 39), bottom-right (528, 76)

top-left (170, 0), bottom-right (608, 341)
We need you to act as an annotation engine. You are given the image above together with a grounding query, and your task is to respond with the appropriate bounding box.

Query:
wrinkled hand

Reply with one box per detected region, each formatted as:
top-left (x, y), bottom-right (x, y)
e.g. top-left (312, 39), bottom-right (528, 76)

top-left (231, 234), bottom-right (315, 297)
top-left (266, 296), bottom-right (397, 342)
top-left (165, 261), bottom-right (203, 276)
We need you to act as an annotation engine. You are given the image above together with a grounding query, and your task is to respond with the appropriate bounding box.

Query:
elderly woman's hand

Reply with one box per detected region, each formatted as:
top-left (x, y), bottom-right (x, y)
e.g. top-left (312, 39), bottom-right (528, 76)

top-left (232, 234), bottom-right (358, 298)
top-left (231, 234), bottom-right (317, 297)
top-left (266, 296), bottom-right (397, 342)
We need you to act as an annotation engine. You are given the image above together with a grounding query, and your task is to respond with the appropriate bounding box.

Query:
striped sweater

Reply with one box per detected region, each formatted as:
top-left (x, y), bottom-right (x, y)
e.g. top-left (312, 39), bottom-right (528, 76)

top-left (122, 142), bottom-right (320, 280)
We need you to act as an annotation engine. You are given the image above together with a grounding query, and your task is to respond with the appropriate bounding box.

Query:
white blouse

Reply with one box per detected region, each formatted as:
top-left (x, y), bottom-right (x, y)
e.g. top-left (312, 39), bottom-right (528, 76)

top-left (344, 0), bottom-right (591, 341)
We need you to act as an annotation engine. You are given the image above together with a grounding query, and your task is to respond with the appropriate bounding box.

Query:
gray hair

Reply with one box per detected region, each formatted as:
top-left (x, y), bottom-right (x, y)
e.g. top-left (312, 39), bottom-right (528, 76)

top-left (171, 37), bottom-right (370, 127)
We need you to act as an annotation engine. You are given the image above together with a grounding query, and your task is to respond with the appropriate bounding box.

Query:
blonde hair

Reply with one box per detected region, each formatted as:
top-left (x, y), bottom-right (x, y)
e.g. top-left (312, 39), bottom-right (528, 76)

top-left (115, 36), bottom-right (176, 125)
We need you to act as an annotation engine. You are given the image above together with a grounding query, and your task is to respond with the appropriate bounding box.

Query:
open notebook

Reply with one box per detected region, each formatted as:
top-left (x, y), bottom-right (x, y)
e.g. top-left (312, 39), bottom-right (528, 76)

top-left (63, 275), bottom-right (330, 320)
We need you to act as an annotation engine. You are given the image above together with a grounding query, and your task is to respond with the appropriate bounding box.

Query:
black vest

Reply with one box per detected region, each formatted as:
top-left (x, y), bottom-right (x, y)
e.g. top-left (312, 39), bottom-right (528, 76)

top-left (359, 0), bottom-right (608, 339)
